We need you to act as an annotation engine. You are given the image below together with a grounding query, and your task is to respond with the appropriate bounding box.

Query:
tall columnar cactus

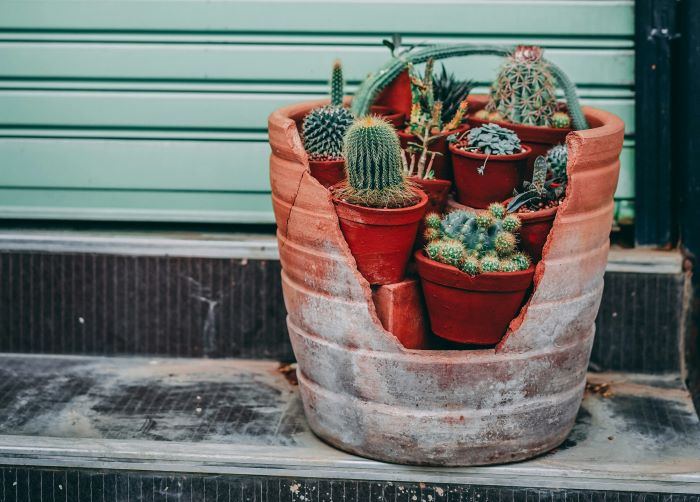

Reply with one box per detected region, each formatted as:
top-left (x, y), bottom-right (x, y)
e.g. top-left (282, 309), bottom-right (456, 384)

top-left (302, 60), bottom-right (354, 160)
top-left (546, 143), bottom-right (568, 180)
top-left (423, 204), bottom-right (531, 275)
top-left (486, 46), bottom-right (568, 128)
top-left (337, 116), bottom-right (417, 208)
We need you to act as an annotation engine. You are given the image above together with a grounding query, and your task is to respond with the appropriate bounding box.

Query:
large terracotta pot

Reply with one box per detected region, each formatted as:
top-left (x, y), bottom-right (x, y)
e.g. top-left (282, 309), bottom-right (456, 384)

top-left (450, 143), bottom-right (532, 209)
top-left (415, 251), bottom-right (535, 345)
top-left (268, 96), bottom-right (624, 466)
top-left (332, 187), bottom-right (428, 286)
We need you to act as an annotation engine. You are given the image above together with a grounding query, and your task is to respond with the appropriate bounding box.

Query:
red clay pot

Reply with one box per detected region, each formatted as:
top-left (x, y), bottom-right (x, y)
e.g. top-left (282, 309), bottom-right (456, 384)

top-left (514, 205), bottom-right (558, 263)
top-left (415, 251), bottom-right (535, 345)
top-left (397, 126), bottom-right (469, 180)
top-left (450, 143), bottom-right (532, 209)
top-left (370, 105), bottom-right (405, 129)
top-left (409, 176), bottom-right (451, 214)
top-left (468, 115), bottom-right (571, 182)
top-left (332, 188), bottom-right (428, 285)
top-left (309, 159), bottom-right (345, 188)
top-left (373, 69), bottom-right (412, 117)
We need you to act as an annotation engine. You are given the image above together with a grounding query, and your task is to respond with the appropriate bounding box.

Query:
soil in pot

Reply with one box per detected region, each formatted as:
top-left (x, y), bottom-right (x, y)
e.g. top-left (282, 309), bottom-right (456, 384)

top-left (450, 143), bottom-right (532, 209)
top-left (397, 126), bottom-right (469, 181)
top-left (512, 201), bottom-right (560, 263)
top-left (370, 105), bottom-right (405, 129)
top-left (415, 250), bottom-right (535, 345)
top-left (332, 187), bottom-right (428, 285)
top-left (468, 115), bottom-right (571, 182)
top-left (309, 158), bottom-right (345, 188)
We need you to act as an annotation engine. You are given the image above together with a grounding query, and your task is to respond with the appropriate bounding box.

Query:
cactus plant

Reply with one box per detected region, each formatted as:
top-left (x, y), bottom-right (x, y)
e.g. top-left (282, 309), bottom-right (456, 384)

top-left (485, 46), bottom-right (562, 127)
top-left (545, 143), bottom-right (568, 181)
top-left (551, 111), bottom-right (571, 129)
top-left (432, 64), bottom-right (474, 124)
top-left (335, 116), bottom-right (417, 208)
top-left (507, 156), bottom-right (566, 213)
top-left (423, 203), bottom-right (530, 275)
top-left (302, 60), bottom-right (354, 160)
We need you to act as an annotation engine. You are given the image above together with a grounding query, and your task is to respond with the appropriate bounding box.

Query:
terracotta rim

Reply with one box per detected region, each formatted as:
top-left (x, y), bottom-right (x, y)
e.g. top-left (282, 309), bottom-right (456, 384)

top-left (468, 115), bottom-right (573, 139)
top-left (414, 250), bottom-right (536, 292)
top-left (449, 143), bottom-right (533, 162)
top-left (331, 186), bottom-right (428, 226)
top-left (409, 176), bottom-right (451, 188)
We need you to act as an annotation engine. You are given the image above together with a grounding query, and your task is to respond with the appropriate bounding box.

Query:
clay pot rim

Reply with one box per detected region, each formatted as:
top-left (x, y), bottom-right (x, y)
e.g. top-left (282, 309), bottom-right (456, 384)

top-left (415, 250), bottom-right (536, 292)
top-left (408, 176), bottom-right (452, 187)
top-left (331, 186), bottom-right (428, 225)
top-left (467, 115), bottom-right (572, 142)
top-left (308, 157), bottom-right (345, 166)
top-left (449, 143), bottom-right (533, 161)
top-left (396, 124), bottom-right (469, 140)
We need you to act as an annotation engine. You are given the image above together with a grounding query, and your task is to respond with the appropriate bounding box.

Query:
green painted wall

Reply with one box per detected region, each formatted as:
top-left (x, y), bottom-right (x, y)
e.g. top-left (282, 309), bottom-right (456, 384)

top-left (0, 0), bottom-right (634, 224)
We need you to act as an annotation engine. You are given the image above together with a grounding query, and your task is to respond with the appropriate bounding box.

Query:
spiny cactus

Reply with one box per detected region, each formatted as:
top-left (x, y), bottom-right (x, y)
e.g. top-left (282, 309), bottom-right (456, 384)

top-left (423, 204), bottom-right (531, 275)
top-left (486, 46), bottom-right (559, 127)
top-left (507, 156), bottom-right (566, 213)
top-left (432, 64), bottom-right (474, 124)
top-left (551, 111), bottom-right (571, 129)
top-left (302, 60), bottom-right (354, 160)
top-left (546, 143), bottom-right (568, 180)
top-left (336, 116), bottom-right (417, 208)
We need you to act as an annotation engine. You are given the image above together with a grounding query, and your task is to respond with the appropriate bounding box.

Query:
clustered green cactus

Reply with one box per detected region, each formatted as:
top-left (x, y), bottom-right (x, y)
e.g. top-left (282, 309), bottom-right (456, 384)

top-left (464, 123), bottom-right (522, 156)
top-left (545, 143), bottom-right (568, 180)
top-left (335, 116), bottom-right (417, 208)
top-left (507, 156), bottom-right (566, 213)
top-left (423, 204), bottom-right (531, 275)
top-left (485, 46), bottom-right (570, 128)
top-left (302, 60), bottom-right (354, 160)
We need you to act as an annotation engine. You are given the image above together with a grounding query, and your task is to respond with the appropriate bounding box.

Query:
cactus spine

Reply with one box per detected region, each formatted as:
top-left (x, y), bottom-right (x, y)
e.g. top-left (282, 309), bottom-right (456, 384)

top-left (545, 143), bottom-right (568, 180)
top-left (423, 204), bottom-right (530, 275)
top-left (336, 116), bottom-right (417, 208)
top-left (302, 60), bottom-right (354, 160)
top-left (486, 46), bottom-right (567, 128)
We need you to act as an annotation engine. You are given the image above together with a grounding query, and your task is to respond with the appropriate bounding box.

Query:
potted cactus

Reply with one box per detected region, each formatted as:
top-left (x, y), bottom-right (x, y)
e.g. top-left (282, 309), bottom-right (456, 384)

top-left (507, 154), bottom-right (566, 262)
top-left (545, 143), bottom-right (568, 182)
top-left (396, 59), bottom-right (471, 180)
top-left (449, 123), bottom-right (532, 209)
top-left (415, 204), bottom-right (534, 345)
top-left (332, 116), bottom-right (428, 285)
top-left (301, 61), bottom-right (354, 188)
top-left (470, 46), bottom-right (573, 179)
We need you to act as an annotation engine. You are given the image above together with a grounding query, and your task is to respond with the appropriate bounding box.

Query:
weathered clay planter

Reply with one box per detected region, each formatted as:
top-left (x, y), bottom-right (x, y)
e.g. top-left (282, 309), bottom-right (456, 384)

top-left (450, 143), bottom-right (532, 209)
top-left (415, 251), bottom-right (535, 345)
top-left (397, 126), bottom-right (469, 180)
top-left (308, 159), bottom-right (345, 188)
top-left (332, 187), bottom-right (428, 286)
top-left (269, 93), bottom-right (623, 465)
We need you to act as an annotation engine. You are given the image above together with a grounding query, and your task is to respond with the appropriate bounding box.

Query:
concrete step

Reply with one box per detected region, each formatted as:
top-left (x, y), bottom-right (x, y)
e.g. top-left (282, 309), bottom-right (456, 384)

top-left (0, 229), bottom-right (688, 373)
top-left (0, 354), bottom-right (698, 499)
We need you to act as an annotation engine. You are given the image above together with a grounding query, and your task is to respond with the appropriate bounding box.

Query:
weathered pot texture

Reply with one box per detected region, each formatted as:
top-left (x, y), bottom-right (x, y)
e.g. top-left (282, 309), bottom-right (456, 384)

top-left (415, 251), bottom-right (535, 345)
top-left (450, 143), bottom-right (532, 209)
top-left (332, 187), bottom-right (428, 286)
top-left (268, 97), bottom-right (624, 466)
top-left (397, 126), bottom-right (469, 181)
top-left (308, 158), bottom-right (345, 188)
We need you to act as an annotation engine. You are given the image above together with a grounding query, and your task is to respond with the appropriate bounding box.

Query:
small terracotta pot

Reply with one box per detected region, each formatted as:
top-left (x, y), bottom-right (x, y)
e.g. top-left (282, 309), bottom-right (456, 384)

top-left (397, 126), bottom-right (469, 180)
top-left (468, 115), bottom-right (571, 182)
top-left (370, 105), bottom-right (405, 129)
top-left (415, 251), bottom-right (535, 345)
top-left (309, 159), bottom-right (345, 188)
top-left (450, 144), bottom-right (532, 209)
top-left (409, 176), bottom-right (452, 214)
top-left (513, 205), bottom-right (558, 263)
top-left (332, 188), bottom-right (428, 285)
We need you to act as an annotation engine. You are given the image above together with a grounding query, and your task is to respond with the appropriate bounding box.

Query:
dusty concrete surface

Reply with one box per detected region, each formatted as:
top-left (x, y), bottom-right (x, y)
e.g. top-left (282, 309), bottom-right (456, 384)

top-left (0, 354), bottom-right (698, 494)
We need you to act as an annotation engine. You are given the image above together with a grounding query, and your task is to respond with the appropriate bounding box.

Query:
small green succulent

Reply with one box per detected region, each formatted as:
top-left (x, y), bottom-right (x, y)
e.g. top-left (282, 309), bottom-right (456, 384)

top-left (466, 123), bottom-right (522, 156)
